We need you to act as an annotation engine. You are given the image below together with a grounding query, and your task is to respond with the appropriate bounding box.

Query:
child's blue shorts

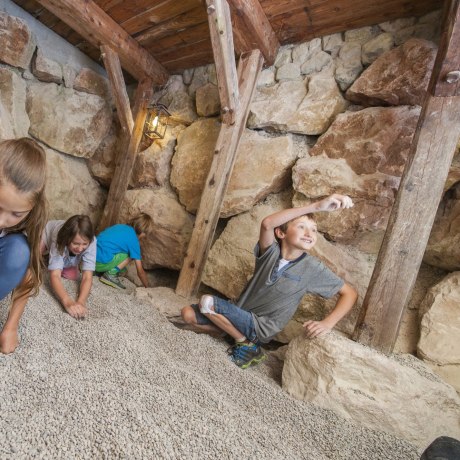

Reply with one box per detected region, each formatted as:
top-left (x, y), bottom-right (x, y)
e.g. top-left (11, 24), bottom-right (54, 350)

top-left (191, 296), bottom-right (258, 343)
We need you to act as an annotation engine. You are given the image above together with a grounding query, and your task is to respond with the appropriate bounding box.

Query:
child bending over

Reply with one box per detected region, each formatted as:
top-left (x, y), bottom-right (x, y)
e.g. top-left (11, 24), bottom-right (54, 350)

top-left (41, 215), bottom-right (96, 319)
top-left (181, 194), bottom-right (358, 369)
top-left (95, 214), bottom-right (153, 289)
top-left (0, 138), bottom-right (48, 354)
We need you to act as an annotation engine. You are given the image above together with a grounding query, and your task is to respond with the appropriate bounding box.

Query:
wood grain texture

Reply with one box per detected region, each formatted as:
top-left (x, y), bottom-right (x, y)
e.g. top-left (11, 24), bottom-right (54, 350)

top-left (176, 50), bottom-right (264, 298)
top-left (206, 0), bottom-right (239, 124)
top-left (97, 79), bottom-right (154, 231)
top-left (33, 0), bottom-right (169, 82)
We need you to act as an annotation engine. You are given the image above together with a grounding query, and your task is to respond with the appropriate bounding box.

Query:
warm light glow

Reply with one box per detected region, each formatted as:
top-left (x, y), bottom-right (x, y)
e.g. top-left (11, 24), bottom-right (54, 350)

top-left (143, 103), bottom-right (170, 140)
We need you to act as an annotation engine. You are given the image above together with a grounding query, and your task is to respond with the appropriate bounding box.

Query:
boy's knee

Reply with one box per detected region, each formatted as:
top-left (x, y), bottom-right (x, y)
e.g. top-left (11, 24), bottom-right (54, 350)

top-left (199, 295), bottom-right (215, 315)
top-left (181, 305), bottom-right (197, 325)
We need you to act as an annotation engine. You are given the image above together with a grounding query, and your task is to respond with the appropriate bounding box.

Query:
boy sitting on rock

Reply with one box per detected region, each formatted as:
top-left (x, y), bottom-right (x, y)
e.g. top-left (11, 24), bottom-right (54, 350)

top-left (181, 194), bottom-right (358, 369)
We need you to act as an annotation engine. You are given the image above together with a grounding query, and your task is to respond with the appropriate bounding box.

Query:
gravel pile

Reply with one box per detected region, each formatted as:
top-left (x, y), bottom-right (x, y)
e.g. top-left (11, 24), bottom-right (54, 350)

top-left (0, 277), bottom-right (420, 459)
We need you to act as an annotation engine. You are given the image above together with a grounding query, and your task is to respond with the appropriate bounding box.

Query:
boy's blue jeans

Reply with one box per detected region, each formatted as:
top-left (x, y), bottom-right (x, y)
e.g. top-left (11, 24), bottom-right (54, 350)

top-left (191, 296), bottom-right (258, 343)
top-left (0, 233), bottom-right (30, 300)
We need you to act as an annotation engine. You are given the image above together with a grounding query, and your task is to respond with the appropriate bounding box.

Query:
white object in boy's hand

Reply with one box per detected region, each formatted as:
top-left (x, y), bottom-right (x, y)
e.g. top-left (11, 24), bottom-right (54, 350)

top-left (317, 194), bottom-right (353, 212)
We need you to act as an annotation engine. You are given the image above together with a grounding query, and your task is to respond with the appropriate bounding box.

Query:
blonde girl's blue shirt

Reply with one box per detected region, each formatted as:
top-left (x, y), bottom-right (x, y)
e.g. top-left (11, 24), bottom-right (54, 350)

top-left (96, 224), bottom-right (141, 264)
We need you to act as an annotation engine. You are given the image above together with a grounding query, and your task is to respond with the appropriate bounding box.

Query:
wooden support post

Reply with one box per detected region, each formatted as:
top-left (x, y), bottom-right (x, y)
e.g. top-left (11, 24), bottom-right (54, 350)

top-left (34, 0), bottom-right (168, 82)
top-left (206, 0), bottom-right (239, 124)
top-left (353, 0), bottom-right (460, 354)
top-left (100, 46), bottom-right (134, 134)
top-left (176, 50), bottom-right (264, 297)
top-left (228, 0), bottom-right (280, 65)
top-left (97, 79), bottom-right (153, 231)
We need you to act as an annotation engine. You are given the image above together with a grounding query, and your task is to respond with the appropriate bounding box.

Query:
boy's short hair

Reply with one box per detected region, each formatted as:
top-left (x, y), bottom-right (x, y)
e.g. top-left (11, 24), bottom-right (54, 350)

top-left (129, 213), bottom-right (154, 235)
top-left (276, 213), bottom-right (316, 234)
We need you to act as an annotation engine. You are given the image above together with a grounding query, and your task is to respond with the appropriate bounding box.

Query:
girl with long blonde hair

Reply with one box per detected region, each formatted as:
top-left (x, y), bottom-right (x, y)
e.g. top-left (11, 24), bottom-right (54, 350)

top-left (0, 138), bottom-right (48, 354)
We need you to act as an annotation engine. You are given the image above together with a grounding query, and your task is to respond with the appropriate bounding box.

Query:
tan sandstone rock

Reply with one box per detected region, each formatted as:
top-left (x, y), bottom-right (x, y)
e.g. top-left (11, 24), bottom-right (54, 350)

top-left (418, 272), bottom-right (460, 392)
top-left (44, 146), bottom-right (106, 225)
top-left (119, 189), bottom-right (194, 270)
top-left (74, 68), bottom-right (110, 99)
top-left (160, 74), bottom-right (197, 125)
top-left (248, 73), bottom-right (348, 135)
top-left (346, 39), bottom-right (437, 106)
top-left (0, 12), bottom-right (36, 69)
top-left (424, 182), bottom-right (460, 271)
top-left (0, 67), bottom-right (29, 139)
top-left (171, 118), bottom-right (297, 217)
top-left (195, 82), bottom-right (220, 117)
top-left (282, 333), bottom-right (460, 447)
top-left (27, 81), bottom-right (112, 158)
top-left (32, 49), bottom-right (62, 84)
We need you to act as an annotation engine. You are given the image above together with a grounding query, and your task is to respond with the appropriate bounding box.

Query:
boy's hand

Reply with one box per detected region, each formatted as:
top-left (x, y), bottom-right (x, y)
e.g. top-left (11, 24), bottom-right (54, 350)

top-left (303, 320), bottom-right (333, 338)
top-left (315, 194), bottom-right (353, 212)
top-left (0, 328), bottom-right (19, 354)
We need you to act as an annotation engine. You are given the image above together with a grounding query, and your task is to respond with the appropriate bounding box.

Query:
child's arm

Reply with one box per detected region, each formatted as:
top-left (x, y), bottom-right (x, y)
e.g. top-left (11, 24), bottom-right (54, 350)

top-left (303, 282), bottom-right (358, 338)
top-left (134, 259), bottom-right (149, 288)
top-left (259, 194), bottom-right (353, 253)
top-left (0, 271), bottom-right (31, 354)
top-left (76, 271), bottom-right (93, 311)
top-left (49, 270), bottom-right (86, 319)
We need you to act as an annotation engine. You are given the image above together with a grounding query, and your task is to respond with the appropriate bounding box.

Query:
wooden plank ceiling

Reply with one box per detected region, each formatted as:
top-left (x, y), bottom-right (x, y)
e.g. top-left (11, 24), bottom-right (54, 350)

top-left (12, 0), bottom-right (443, 75)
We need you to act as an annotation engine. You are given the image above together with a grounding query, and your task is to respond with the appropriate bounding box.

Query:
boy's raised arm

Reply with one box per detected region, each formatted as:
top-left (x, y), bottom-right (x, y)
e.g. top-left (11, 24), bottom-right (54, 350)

top-left (259, 194), bottom-right (353, 253)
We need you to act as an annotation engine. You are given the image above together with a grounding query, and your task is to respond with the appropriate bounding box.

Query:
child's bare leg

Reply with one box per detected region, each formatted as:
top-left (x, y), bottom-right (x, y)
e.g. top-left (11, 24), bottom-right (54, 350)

top-left (116, 257), bottom-right (131, 271)
top-left (181, 305), bottom-right (223, 335)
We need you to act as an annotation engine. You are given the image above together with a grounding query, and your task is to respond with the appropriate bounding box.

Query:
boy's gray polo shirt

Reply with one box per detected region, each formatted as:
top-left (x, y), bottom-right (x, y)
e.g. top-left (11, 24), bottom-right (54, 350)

top-left (237, 242), bottom-right (344, 343)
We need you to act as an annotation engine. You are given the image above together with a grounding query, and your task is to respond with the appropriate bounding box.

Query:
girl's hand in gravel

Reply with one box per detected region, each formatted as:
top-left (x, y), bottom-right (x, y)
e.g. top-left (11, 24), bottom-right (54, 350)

top-left (0, 328), bottom-right (19, 354)
top-left (303, 320), bottom-right (332, 338)
top-left (64, 301), bottom-right (87, 320)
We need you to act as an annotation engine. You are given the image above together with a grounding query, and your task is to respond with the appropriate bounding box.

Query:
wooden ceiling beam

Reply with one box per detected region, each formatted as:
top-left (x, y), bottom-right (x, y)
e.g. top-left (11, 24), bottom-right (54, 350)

top-left (33, 0), bottom-right (169, 83)
top-left (228, 0), bottom-right (279, 65)
top-left (206, 0), bottom-right (239, 125)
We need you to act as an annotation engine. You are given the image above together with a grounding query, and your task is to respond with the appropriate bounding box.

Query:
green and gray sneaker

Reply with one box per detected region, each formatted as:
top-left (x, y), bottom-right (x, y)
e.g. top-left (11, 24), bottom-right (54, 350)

top-left (230, 342), bottom-right (266, 369)
top-left (100, 272), bottom-right (126, 289)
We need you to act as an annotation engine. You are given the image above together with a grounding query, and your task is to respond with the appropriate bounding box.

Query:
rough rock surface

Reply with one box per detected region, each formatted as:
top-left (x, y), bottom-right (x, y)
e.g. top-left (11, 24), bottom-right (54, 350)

top-left (195, 82), bottom-right (220, 117)
top-left (334, 43), bottom-right (363, 91)
top-left (346, 39), bottom-right (437, 106)
top-left (73, 68), bottom-right (110, 99)
top-left (32, 49), bottom-right (62, 84)
top-left (0, 66), bottom-right (29, 139)
top-left (418, 272), bottom-right (460, 391)
top-left (171, 119), bottom-right (297, 216)
top-left (119, 189), bottom-right (194, 270)
top-left (424, 182), bottom-right (460, 271)
top-left (26, 81), bottom-right (112, 158)
top-left (361, 32), bottom-right (394, 66)
top-left (45, 146), bottom-right (106, 225)
top-left (0, 11), bottom-right (36, 69)
top-left (0, 281), bottom-right (420, 459)
top-left (248, 73), bottom-right (348, 135)
top-left (283, 333), bottom-right (460, 447)
top-left (160, 74), bottom-right (197, 125)
top-left (131, 124), bottom-right (186, 188)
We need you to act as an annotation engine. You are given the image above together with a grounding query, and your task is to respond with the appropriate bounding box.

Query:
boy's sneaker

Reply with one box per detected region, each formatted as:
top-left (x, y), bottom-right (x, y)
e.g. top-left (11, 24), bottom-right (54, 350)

top-left (100, 272), bottom-right (126, 289)
top-left (230, 343), bottom-right (266, 369)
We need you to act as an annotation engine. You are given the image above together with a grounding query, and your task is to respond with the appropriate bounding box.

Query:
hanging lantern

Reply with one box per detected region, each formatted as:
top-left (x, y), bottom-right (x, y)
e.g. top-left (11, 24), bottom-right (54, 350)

top-left (143, 103), bottom-right (171, 140)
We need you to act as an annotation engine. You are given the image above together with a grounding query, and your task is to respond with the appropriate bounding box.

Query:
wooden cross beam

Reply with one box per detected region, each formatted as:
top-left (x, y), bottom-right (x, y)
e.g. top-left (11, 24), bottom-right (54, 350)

top-left (34, 0), bottom-right (169, 83)
top-left (97, 78), bottom-right (153, 231)
top-left (353, 0), bottom-right (460, 354)
top-left (228, 0), bottom-right (280, 66)
top-left (176, 49), bottom-right (264, 297)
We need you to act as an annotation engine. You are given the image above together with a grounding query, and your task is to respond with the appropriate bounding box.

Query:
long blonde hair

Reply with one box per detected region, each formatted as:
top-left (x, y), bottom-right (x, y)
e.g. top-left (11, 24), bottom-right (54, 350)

top-left (0, 138), bottom-right (48, 301)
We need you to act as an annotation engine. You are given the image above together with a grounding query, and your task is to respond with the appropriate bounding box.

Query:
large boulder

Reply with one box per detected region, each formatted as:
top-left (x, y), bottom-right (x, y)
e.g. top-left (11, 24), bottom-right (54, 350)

top-left (32, 49), bottom-right (62, 84)
top-left (247, 73), bottom-right (348, 135)
top-left (418, 272), bottom-right (460, 391)
top-left (73, 68), bottom-right (110, 99)
top-left (26, 81), bottom-right (112, 158)
top-left (298, 106), bottom-right (421, 252)
top-left (424, 182), bottom-right (460, 271)
top-left (0, 67), bottom-right (29, 139)
top-left (292, 155), bottom-right (400, 253)
top-left (346, 39), bottom-right (437, 106)
top-left (0, 12), bottom-right (36, 69)
top-left (171, 118), bottom-right (297, 217)
top-left (119, 189), bottom-right (194, 270)
top-left (283, 333), bottom-right (460, 447)
top-left (44, 146), bottom-right (106, 225)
